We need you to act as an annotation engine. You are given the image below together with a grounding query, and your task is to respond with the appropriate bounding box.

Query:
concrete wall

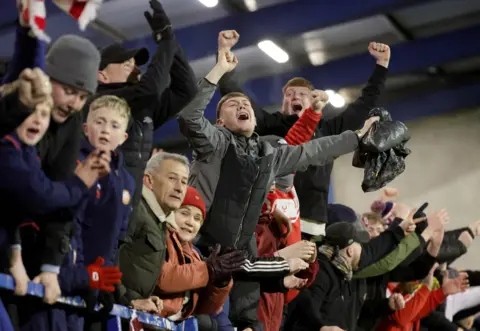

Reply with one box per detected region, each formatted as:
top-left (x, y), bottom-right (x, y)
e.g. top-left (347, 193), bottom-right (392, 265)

top-left (332, 108), bottom-right (480, 269)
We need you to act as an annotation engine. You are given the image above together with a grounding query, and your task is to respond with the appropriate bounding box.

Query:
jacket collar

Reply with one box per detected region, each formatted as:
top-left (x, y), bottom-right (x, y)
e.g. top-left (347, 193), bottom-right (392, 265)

top-left (97, 82), bottom-right (132, 92)
top-left (79, 137), bottom-right (123, 171)
top-left (142, 186), bottom-right (177, 229)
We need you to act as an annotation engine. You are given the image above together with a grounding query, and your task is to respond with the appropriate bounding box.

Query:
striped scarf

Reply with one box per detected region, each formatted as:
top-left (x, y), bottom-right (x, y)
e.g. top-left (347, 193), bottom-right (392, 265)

top-left (18, 0), bottom-right (103, 43)
top-left (319, 244), bottom-right (353, 280)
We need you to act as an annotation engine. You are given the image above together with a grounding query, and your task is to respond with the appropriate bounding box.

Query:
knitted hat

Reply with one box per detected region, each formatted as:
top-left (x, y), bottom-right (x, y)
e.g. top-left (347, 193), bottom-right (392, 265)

top-left (181, 187), bottom-right (206, 220)
top-left (371, 200), bottom-right (395, 224)
top-left (327, 204), bottom-right (357, 225)
top-left (45, 35), bottom-right (101, 94)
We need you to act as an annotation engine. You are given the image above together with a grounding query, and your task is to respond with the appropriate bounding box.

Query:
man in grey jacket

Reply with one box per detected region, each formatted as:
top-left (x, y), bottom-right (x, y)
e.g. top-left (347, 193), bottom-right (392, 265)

top-left (178, 50), bottom-right (379, 330)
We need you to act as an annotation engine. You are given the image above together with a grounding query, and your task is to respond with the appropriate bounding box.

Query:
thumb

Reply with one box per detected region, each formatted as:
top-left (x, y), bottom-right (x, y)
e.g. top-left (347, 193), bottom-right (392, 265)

top-left (94, 256), bottom-right (105, 266)
top-left (32, 276), bottom-right (40, 284)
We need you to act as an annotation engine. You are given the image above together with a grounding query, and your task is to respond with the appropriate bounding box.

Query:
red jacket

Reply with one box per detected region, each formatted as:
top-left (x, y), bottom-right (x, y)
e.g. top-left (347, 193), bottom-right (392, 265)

top-left (376, 283), bottom-right (446, 331)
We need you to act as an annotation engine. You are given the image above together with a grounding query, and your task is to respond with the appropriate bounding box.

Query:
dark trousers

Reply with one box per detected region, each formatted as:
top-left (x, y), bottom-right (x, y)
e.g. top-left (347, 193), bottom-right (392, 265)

top-left (196, 235), bottom-right (263, 331)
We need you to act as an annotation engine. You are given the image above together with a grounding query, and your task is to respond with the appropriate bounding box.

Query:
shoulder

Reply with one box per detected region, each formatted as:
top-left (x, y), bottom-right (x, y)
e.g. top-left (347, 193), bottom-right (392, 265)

top-left (0, 134), bottom-right (22, 150)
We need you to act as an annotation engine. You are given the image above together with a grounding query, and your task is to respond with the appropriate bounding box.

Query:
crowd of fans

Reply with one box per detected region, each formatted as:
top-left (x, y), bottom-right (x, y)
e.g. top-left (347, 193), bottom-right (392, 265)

top-left (0, 1), bottom-right (479, 331)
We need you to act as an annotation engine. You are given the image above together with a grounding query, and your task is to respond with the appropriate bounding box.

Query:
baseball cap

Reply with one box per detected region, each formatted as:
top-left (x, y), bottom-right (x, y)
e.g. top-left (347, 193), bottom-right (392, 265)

top-left (99, 44), bottom-right (149, 70)
top-left (324, 221), bottom-right (370, 249)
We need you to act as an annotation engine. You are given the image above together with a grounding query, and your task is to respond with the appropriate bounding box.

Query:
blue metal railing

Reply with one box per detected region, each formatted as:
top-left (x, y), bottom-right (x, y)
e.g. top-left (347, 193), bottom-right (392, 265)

top-left (0, 273), bottom-right (198, 330)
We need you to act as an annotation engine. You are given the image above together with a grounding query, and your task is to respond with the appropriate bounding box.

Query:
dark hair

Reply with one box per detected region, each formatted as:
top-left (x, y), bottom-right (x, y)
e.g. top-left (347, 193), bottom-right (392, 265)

top-left (216, 92), bottom-right (251, 119)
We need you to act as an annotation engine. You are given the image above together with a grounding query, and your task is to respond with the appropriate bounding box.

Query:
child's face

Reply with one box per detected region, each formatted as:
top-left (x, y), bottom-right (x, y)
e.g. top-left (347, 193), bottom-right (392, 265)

top-left (16, 101), bottom-right (52, 146)
top-left (84, 107), bottom-right (128, 151)
top-left (367, 220), bottom-right (386, 239)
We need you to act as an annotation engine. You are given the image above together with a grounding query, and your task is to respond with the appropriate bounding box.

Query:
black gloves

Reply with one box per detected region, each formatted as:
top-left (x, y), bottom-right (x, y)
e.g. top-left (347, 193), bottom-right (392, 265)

top-left (144, 0), bottom-right (173, 42)
top-left (205, 244), bottom-right (246, 287)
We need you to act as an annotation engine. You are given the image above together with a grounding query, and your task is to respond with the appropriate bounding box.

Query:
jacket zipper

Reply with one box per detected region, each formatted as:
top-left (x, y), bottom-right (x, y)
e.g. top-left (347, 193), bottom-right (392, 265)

top-left (233, 166), bottom-right (259, 248)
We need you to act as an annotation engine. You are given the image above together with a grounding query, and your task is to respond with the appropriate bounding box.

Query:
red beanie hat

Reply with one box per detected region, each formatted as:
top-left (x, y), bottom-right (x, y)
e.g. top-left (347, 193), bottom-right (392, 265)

top-left (181, 186), bottom-right (206, 220)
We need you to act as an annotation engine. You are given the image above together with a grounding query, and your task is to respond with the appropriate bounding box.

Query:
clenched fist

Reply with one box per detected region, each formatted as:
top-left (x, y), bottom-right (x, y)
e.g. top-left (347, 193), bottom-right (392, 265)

top-left (312, 90), bottom-right (329, 113)
top-left (218, 30), bottom-right (240, 50)
top-left (217, 50), bottom-right (238, 73)
top-left (368, 42), bottom-right (391, 68)
top-left (388, 293), bottom-right (405, 311)
top-left (18, 68), bottom-right (52, 109)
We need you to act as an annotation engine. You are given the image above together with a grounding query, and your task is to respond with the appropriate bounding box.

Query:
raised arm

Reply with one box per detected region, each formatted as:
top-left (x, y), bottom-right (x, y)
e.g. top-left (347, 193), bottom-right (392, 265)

top-left (217, 30), bottom-right (297, 136)
top-left (152, 44), bottom-right (198, 128)
top-left (320, 42), bottom-right (390, 136)
top-left (177, 52), bottom-right (235, 157)
top-left (2, 22), bottom-right (46, 84)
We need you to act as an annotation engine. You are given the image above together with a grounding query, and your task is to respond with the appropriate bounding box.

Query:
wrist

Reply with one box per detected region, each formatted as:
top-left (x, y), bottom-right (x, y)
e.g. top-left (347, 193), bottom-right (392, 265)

top-left (421, 227), bottom-right (434, 242)
top-left (376, 59), bottom-right (390, 68)
top-left (205, 65), bottom-right (227, 85)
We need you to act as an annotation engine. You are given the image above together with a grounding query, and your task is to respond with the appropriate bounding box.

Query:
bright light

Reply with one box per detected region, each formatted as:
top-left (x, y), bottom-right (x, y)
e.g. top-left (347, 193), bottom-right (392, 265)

top-left (244, 0), bottom-right (258, 11)
top-left (324, 89), bottom-right (345, 108)
top-left (330, 93), bottom-right (345, 108)
top-left (198, 0), bottom-right (218, 8)
top-left (257, 40), bottom-right (289, 63)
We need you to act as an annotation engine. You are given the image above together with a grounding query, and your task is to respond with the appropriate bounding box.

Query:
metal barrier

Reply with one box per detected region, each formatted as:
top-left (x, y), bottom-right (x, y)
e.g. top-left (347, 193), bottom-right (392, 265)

top-left (0, 273), bottom-right (198, 331)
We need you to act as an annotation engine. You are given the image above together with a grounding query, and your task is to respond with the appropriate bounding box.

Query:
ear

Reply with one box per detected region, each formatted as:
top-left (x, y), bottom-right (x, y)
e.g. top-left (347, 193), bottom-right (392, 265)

top-left (346, 246), bottom-right (354, 258)
top-left (82, 123), bottom-right (89, 136)
top-left (216, 118), bottom-right (224, 127)
top-left (120, 132), bottom-right (128, 145)
top-left (143, 173), bottom-right (153, 190)
top-left (97, 71), bottom-right (108, 84)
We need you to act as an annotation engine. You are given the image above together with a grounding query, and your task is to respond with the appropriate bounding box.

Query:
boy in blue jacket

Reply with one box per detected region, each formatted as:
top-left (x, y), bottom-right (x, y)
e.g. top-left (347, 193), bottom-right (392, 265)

top-left (0, 69), bottom-right (110, 296)
top-left (16, 95), bottom-right (131, 331)
top-left (57, 94), bottom-right (133, 297)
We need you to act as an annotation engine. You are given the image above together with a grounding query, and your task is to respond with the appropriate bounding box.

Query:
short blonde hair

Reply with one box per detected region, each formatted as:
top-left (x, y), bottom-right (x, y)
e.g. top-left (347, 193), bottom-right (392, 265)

top-left (216, 92), bottom-right (251, 119)
top-left (282, 77), bottom-right (314, 94)
top-left (88, 95), bottom-right (131, 127)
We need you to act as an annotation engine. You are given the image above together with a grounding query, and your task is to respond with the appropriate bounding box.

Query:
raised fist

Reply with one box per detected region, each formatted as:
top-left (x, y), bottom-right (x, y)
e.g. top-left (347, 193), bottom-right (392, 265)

top-left (311, 89), bottom-right (329, 113)
top-left (217, 50), bottom-right (238, 73)
top-left (218, 30), bottom-right (240, 50)
top-left (18, 68), bottom-right (52, 109)
top-left (368, 42), bottom-right (391, 68)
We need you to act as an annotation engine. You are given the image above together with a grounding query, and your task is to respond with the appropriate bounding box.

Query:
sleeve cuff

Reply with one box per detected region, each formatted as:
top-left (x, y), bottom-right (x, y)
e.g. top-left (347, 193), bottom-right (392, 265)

top-left (10, 244), bottom-right (21, 251)
top-left (41, 264), bottom-right (61, 274)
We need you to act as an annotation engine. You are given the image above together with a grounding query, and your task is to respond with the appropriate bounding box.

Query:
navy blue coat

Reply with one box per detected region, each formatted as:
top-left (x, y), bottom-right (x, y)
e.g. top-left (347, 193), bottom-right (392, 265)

top-left (0, 133), bottom-right (89, 244)
top-left (75, 138), bottom-right (135, 267)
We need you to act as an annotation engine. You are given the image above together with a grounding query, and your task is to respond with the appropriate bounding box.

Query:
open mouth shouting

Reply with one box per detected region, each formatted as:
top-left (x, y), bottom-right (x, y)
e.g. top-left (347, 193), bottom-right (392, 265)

top-left (291, 101), bottom-right (303, 114)
top-left (25, 127), bottom-right (40, 140)
top-left (237, 111), bottom-right (250, 121)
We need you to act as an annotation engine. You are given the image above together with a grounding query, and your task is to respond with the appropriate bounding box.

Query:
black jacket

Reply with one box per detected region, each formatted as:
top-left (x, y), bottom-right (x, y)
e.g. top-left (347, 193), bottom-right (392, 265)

top-left (0, 90), bottom-right (32, 137)
top-left (219, 65), bottom-right (388, 224)
top-left (286, 224), bottom-right (405, 331)
top-left (90, 39), bottom-right (197, 208)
